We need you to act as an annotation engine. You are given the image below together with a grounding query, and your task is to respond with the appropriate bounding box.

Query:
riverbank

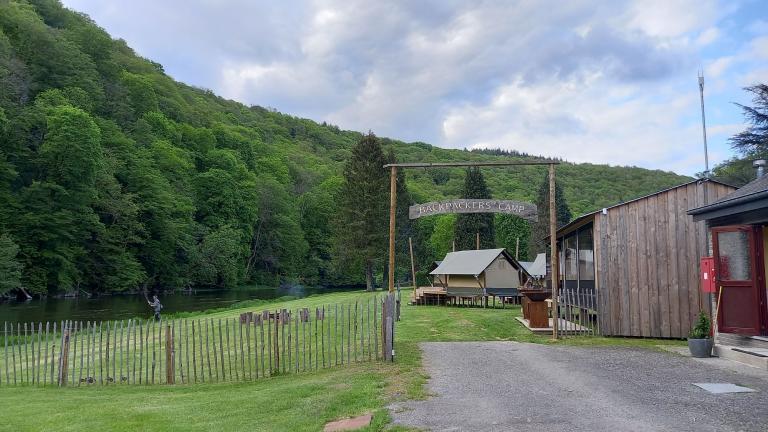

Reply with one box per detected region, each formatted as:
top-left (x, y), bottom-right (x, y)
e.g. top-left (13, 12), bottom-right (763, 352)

top-left (0, 289), bottom-right (684, 431)
top-left (0, 285), bottom-right (362, 323)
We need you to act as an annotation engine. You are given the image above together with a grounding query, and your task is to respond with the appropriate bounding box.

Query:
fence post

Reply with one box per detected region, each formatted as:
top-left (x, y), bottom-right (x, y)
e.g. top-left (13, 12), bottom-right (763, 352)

top-left (165, 325), bottom-right (175, 384)
top-left (385, 296), bottom-right (394, 362)
top-left (59, 327), bottom-right (70, 387)
top-left (396, 288), bottom-right (401, 322)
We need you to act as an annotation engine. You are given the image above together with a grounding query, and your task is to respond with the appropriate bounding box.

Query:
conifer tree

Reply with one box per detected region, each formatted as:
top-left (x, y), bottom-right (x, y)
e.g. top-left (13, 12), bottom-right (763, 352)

top-left (336, 132), bottom-right (389, 291)
top-left (454, 167), bottom-right (494, 250)
top-left (529, 174), bottom-right (572, 258)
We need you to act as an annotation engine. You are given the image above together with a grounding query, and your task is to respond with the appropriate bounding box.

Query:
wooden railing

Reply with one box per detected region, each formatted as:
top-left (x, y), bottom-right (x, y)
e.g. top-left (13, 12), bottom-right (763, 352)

top-left (555, 288), bottom-right (600, 338)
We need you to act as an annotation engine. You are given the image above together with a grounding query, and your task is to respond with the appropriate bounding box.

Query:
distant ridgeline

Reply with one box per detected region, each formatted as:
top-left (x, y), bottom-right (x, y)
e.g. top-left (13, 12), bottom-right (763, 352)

top-left (0, 0), bottom-right (690, 296)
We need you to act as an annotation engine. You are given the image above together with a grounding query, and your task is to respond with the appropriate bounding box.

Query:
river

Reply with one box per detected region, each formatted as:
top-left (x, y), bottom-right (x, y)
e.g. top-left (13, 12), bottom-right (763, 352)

top-left (0, 285), bottom-right (362, 324)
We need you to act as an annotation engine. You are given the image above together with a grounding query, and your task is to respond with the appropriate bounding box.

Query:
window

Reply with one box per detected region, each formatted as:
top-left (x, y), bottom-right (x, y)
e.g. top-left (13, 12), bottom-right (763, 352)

top-left (565, 235), bottom-right (578, 280)
top-left (716, 230), bottom-right (752, 281)
top-left (578, 228), bottom-right (595, 281)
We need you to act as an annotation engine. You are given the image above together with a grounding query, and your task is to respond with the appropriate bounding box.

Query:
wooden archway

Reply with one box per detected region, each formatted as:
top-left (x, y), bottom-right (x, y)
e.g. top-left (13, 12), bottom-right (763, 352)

top-left (383, 160), bottom-right (561, 339)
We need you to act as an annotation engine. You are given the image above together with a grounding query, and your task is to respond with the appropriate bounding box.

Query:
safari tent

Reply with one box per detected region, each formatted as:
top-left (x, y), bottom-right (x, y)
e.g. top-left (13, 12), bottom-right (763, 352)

top-left (430, 248), bottom-right (530, 299)
top-left (520, 253), bottom-right (546, 280)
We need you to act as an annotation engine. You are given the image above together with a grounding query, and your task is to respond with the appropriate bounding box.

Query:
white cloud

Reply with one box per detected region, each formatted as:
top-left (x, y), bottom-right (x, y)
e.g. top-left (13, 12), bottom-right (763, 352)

top-left (624, 0), bottom-right (720, 38)
top-left (61, 0), bottom-right (761, 175)
top-left (696, 27), bottom-right (721, 46)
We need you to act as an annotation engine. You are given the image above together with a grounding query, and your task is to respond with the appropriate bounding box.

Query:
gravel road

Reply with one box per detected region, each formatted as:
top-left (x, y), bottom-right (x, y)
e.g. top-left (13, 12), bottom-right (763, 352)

top-left (389, 342), bottom-right (768, 432)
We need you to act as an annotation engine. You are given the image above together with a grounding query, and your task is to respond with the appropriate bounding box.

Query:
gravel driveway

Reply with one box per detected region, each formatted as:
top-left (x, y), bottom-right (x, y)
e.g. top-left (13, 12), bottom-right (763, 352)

top-left (390, 342), bottom-right (768, 432)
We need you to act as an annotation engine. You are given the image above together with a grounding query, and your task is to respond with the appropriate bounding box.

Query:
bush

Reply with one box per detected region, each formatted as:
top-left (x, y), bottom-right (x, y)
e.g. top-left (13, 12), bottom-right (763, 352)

top-left (689, 311), bottom-right (711, 339)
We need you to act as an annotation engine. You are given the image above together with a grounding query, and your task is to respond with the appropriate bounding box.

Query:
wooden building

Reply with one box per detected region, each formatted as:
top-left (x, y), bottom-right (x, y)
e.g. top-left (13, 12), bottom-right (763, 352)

top-left (688, 170), bottom-right (768, 360)
top-left (430, 248), bottom-right (529, 298)
top-left (552, 179), bottom-right (735, 338)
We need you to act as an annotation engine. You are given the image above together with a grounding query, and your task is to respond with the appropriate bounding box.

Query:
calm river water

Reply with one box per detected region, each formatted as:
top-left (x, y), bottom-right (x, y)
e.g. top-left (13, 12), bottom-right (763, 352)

top-left (0, 285), bottom-right (361, 324)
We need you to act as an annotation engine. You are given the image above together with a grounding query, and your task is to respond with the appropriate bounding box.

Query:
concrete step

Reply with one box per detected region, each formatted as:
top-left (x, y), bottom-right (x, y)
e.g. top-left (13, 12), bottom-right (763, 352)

top-left (714, 344), bottom-right (768, 370)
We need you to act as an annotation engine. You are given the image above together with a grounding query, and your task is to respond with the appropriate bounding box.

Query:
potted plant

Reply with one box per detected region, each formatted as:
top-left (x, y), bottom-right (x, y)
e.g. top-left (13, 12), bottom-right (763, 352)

top-left (688, 311), bottom-right (713, 358)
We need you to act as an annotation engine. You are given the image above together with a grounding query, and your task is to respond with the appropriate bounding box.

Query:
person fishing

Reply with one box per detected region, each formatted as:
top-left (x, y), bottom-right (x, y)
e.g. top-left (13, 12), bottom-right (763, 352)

top-left (148, 295), bottom-right (163, 321)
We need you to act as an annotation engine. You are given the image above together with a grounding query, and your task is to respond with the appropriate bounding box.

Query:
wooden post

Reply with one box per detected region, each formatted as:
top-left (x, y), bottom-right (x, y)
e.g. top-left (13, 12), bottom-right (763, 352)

top-left (59, 327), bottom-right (70, 387)
top-left (515, 237), bottom-right (520, 260)
top-left (388, 166), bottom-right (397, 293)
top-left (476, 232), bottom-right (480, 250)
top-left (452, 241), bottom-right (455, 252)
top-left (165, 324), bottom-right (174, 384)
top-left (204, 319), bottom-right (212, 382)
top-left (408, 237), bottom-right (417, 289)
top-left (549, 163), bottom-right (559, 340)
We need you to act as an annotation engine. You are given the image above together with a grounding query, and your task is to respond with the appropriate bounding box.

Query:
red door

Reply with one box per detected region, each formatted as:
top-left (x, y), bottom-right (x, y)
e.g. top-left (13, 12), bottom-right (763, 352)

top-left (712, 226), bottom-right (766, 336)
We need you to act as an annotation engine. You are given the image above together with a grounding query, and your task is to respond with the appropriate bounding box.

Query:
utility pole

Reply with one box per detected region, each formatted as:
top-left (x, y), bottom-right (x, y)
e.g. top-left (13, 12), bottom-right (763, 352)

top-left (549, 164), bottom-right (559, 340)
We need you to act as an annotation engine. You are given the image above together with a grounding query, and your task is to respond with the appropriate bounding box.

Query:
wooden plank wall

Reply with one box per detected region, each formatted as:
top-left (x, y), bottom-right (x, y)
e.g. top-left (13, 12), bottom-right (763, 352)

top-left (596, 181), bottom-right (734, 338)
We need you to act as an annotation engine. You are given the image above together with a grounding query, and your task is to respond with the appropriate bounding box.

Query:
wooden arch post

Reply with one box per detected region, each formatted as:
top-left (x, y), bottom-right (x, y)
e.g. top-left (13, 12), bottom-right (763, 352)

top-left (388, 166), bottom-right (397, 293)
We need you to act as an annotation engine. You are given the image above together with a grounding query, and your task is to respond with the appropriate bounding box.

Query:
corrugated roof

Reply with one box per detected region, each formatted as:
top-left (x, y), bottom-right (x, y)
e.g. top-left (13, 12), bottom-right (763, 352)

top-left (430, 248), bottom-right (507, 276)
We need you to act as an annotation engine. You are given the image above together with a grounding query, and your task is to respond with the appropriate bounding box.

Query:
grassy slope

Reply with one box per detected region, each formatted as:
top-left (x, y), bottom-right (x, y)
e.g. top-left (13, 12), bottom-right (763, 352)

top-left (0, 290), bottom-right (683, 432)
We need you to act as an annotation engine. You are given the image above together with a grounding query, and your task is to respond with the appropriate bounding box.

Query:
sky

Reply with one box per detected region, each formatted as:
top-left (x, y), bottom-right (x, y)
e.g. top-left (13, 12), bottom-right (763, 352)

top-left (61, 0), bottom-right (768, 175)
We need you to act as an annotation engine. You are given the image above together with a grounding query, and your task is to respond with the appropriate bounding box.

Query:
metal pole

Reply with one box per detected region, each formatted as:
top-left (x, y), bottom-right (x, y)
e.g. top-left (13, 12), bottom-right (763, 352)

top-left (388, 166), bottom-right (397, 293)
top-left (549, 164), bottom-right (559, 340)
top-left (699, 72), bottom-right (714, 319)
top-left (698, 72), bottom-right (709, 176)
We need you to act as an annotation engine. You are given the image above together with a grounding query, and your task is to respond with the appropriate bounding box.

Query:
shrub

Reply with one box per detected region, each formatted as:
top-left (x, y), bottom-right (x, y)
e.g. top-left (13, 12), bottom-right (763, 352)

top-left (689, 311), bottom-right (711, 339)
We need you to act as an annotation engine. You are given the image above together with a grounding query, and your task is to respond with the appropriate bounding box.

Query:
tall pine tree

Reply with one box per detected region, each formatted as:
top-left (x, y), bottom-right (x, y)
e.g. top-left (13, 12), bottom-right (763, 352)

top-left (529, 173), bottom-right (572, 258)
top-left (454, 167), bottom-right (494, 250)
top-left (335, 132), bottom-right (389, 291)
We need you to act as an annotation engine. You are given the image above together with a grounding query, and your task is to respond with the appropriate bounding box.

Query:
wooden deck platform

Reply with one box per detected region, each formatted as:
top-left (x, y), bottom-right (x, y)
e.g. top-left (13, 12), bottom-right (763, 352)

top-left (412, 286), bottom-right (448, 305)
top-left (412, 286), bottom-right (522, 307)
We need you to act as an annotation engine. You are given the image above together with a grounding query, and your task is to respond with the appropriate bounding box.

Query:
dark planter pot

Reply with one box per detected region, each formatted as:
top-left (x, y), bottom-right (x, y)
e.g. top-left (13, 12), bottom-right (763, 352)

top-left (688, 338), bottom-right (713, 358)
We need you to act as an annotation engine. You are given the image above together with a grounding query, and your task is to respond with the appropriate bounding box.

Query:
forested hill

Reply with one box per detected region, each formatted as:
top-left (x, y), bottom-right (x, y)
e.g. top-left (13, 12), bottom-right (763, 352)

top-left (0, 0), bottom-right (689, 296)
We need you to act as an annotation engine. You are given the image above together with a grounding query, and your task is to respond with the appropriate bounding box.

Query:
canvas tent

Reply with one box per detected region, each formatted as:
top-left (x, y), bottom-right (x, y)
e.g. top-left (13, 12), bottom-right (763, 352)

top-left (520, 253), bottom-right (546, 279)
top-left (430, 248), bottom-right (530, 298)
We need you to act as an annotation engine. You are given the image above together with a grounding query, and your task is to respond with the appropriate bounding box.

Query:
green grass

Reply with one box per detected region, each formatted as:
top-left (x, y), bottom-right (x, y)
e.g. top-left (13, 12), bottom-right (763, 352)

top-left (0, 289), bottom-right (684, 432)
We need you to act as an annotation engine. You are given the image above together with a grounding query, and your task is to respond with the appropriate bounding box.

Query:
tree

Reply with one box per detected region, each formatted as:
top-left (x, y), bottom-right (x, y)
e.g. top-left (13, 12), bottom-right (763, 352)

top-left (730, 84), bottom-right (768, 156)
top-left (0, 233), bottom-right (22, 295)
top-left (454, 167), bottom-right (494, 250)
top-left (335, 132), bottom-right (389, 291)
top-left (529, 173), bottom-right (571, 258)
top-left (711, 84), bottom-right (768, 186)
top-left (496, 214), bottom-right (530, 261)
top-left (429, 214), bottom-right (456, 258)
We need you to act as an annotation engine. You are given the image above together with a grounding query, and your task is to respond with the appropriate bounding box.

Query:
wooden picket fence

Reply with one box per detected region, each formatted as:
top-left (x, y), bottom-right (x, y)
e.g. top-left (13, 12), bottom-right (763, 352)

top-left (0, 294), bottom-right (398, 387)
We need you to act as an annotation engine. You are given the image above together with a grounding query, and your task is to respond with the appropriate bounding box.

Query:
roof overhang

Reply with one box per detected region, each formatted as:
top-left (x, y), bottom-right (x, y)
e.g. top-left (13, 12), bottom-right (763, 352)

top-left (688, 191), bottom-right (768, 225)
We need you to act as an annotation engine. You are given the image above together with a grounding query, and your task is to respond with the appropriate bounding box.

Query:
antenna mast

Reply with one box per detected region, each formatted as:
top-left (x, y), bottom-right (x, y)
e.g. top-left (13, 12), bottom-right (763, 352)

top-left (698, 71), bottom-right (709, 177)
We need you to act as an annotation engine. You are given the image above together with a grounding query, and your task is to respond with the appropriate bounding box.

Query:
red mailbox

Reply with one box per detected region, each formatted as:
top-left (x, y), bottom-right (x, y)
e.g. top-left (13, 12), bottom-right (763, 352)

top-left (700, 256), bottom-right (716, 293)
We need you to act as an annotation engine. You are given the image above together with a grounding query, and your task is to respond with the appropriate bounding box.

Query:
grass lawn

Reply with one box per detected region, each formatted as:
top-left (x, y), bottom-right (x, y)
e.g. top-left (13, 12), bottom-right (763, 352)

top-left (0, 289), bottom-right (684, 432)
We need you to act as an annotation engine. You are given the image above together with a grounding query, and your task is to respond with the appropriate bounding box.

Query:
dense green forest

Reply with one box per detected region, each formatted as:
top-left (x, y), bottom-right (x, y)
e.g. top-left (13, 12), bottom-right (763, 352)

top-left (0, 0), bottom-right (692, 297)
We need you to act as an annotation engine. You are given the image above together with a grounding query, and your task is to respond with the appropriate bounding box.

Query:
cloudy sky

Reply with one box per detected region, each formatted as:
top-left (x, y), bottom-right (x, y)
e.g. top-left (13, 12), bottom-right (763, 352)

top-left (62, 0), bottom-right (767, 175)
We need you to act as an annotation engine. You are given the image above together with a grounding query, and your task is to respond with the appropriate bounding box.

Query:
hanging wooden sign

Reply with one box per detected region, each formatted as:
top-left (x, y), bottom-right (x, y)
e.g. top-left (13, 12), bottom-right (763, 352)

top-left (409, 199), bottom-right (537, 221)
